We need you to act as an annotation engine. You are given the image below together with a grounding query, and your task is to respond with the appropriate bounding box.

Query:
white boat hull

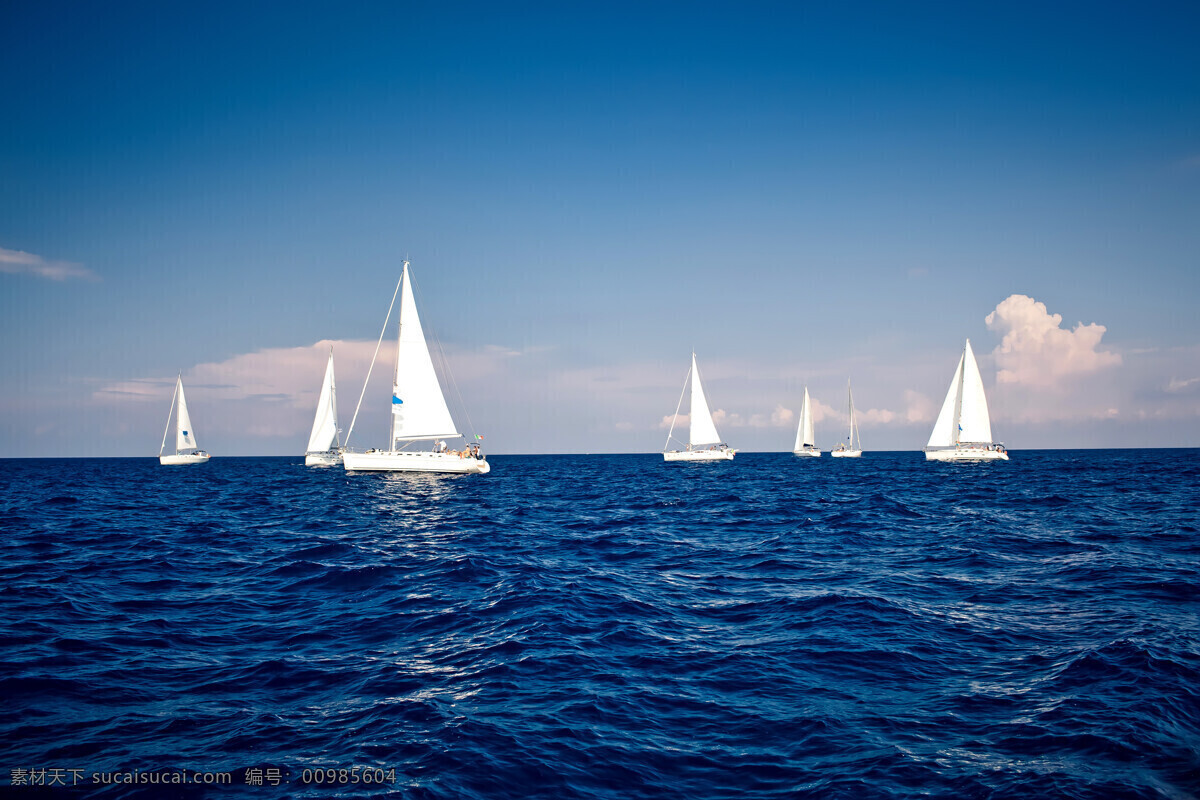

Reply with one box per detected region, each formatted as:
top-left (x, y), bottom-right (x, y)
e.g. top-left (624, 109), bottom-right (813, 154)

top-left (924, 446), bottom-right (1009, 462)
top-left (830, 448), bottom-right (862, 458)
top-left (343, 450), bottom-right (491, 474)
top-left (160, 452), bottom-right (210, 465)
top-left (305, 451), bottom-right (342, 467)
top-left (663, 448), bottom-right (735, 462)
top-left (793, 447), bottom-right (821, 457)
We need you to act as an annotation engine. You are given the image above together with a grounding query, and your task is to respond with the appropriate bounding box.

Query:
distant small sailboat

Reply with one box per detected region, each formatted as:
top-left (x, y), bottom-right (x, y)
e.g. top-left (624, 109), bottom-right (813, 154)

top-left (663, 352), bottom-right (734, 461)
top-left (830, 380), bottom-right (863, 458)
top-left (159, 375), bottom-right (210, 465)
top-left (792, 386), bottom-right (821, 457)
top-left (305, 346), bottom-right (342, 466)
top-left (342, 261), bottom-right (489, 474)
top-left (924, 339), bottom-right (1009, 461)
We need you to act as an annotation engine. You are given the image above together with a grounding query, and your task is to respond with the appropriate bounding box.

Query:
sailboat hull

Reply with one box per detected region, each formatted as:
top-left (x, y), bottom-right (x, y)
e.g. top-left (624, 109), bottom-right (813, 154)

top-left (160, 453), bottom-right (210, 465)
top-left (663, 449), bottom-right (735, 462)
top-left (343, 450), bottom-right (490, 474)
top-left (924, 446), bottom-right (1009, 462)
top-left (305, 451), bottom-right (343, 467)
top-left (792, 447), bottom-right (821, 458)
top-left (830, 449), bottom-right (862, 458)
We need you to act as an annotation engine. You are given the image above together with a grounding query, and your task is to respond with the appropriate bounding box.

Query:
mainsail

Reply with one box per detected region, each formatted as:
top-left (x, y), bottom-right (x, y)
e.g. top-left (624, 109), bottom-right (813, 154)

top-left (795, 387), bottom-right (816, 450)
top-left (688, 353), bottom-right (722, 446)
top-left (175, 377), bottom-right (197, 452)
top-left (958, 340), bottom-right (993, 443)
top-left (306, 348), bottom-right (339, 453)
top-left (389, 262), bottom-right (459, 445)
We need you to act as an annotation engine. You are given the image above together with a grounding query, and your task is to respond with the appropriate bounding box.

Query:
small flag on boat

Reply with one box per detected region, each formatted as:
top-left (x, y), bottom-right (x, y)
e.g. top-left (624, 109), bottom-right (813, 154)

top-left (392, 395), bottom-right (403, 405)
top-left (475, 434), bottom-right (484, 440)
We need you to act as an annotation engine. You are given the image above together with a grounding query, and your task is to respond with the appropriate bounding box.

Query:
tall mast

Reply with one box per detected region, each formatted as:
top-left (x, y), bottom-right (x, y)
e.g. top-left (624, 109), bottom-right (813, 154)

top-left (952, 342), bottom-right (967, 445)
top-left (388, 262), bottom-right (409, 450)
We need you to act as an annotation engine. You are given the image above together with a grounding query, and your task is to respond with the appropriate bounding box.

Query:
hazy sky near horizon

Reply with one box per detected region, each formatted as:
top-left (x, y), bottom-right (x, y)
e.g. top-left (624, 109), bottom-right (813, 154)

top-left (2, 1), bottom-right (1198, 456)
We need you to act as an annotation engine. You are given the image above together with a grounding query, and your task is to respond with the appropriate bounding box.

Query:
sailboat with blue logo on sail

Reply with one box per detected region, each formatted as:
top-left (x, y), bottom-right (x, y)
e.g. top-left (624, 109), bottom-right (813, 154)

top-left (159, 374), bottom-right (210, 465)
top-left (341, 261), bottom-right (489, 474)
top-left (924, 339), bottom-right (1008, 461)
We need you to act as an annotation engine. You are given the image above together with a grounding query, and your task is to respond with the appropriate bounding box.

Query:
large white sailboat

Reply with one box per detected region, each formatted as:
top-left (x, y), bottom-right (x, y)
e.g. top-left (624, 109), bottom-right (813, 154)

top-left (159, 375), bottom-right (210, 465)
top-left (663, 353), bottom-right (734, 461)
top-left (830, 380), bottom-right (863, 458)
top-left (342, 261), bottom-right (489, 474)
top-left (305, 347), bottom-right (342, 466)
top-left (792, 387), bottom-right (821, 457)
top-left (924, 339), bottom-right (1009, 461)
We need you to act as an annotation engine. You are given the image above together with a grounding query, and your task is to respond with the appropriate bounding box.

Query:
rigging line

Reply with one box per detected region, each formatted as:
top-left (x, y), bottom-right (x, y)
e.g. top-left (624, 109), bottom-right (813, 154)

top-left (344, 265), bottom-right (404, 448)
top-left (160, 374), bottom-right (180, 456)
top-left (663, 363), bottom-right (690, 451)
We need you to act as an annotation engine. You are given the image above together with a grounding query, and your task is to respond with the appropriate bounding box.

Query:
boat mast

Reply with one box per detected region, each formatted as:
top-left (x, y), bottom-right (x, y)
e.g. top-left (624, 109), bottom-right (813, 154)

top-left (846, 379), bottom-right (854, 448)
top-left (344, 262), bottom-right (405, 449)
top-left (952, 342), bottom-right (967, 445)
top-left (330, 346), bottom-right (341, 448)
top-left (160, 375), bottom-right (181, 456)
top-left (388, 263), bottom-right (408, 451)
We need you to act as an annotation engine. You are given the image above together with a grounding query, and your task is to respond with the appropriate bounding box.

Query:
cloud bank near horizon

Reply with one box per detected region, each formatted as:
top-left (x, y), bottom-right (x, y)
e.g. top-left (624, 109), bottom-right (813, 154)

top-left (17, 292), bottom-right (1195, 455)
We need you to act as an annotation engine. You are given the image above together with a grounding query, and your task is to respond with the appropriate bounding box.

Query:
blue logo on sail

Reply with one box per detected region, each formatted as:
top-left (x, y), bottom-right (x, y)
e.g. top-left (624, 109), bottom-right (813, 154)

top-left (392, 395), bottom-right (403, 405)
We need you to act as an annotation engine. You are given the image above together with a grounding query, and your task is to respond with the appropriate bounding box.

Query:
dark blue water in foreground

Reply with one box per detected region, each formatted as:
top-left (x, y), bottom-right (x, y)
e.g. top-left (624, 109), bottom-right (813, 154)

top-left (1, 451), bottom-right (1198, 799)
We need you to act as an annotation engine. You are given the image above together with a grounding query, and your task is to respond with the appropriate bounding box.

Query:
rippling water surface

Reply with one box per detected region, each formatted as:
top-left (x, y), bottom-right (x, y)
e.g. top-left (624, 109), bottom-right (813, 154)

top-left (2, 451), bottom-right (1198, 798)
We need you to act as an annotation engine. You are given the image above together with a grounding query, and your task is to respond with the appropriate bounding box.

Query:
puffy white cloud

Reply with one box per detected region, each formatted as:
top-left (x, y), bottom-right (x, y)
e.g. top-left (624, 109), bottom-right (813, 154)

top-left (985, 294), bottom-right (1121, 387)
top-left (769, 404), bottom-right (794, 426)
top-left (0, 247), bottom-right (98, 281)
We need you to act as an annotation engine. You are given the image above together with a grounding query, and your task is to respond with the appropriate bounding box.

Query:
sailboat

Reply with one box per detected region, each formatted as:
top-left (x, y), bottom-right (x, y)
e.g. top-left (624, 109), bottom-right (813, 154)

top-left (159, 375), bottom-right (210, 465)
top-left (663, 353), bottom-right (734, 461)
top-left (305, 347), bottom-right (342, 466)
top-left (792, 387), bottom-right (821, 457)
top-left (341, 261), bottom-right (490, 474)
top-left (924, 339), bottom-right (1009, 461)
top-left (830, 380), bottom-right (863, 458)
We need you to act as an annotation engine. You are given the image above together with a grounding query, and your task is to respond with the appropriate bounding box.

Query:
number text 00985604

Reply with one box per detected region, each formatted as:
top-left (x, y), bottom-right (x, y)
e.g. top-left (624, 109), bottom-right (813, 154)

top-left (299, 767), bottom-right (396, 785)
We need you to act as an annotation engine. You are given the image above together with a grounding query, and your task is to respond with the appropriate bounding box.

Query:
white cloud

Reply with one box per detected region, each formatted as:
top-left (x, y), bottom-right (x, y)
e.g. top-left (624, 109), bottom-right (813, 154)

top-left (0, 247), bottom-right (98, 281)
top-left (660, 412), bottom-right (688, 429)
top-left (858, 407), bottom-right (897, 425)
top-left (903, 389), bottom-right (935, 424)
top-left (985, 294), bottom-right (1121, 387)
top-left (1166, 377), bottom-right (1200, 394)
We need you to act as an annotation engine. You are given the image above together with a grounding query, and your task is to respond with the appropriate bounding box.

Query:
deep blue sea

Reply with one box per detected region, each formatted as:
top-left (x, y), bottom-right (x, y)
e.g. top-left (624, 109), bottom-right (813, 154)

top-left (1, 451), bottom-right (1198, 799)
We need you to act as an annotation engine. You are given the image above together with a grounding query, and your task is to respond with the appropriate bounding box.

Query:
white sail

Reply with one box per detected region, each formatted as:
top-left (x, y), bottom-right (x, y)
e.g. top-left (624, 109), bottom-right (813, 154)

top-left (847, 382), bottom-right (860, 449)
top-left (927, 353), bottom-right (963, 448)
top-left (175, 377), bottom-right (198, 451)
top-left (794, 387), bottom-right (815, 449)
top-left (389, 262), bottom-right (459, 444)
top-left (688, 353), bottom-right (722, 446)
top-left (958, 339), bottom-right (993, 443)
top-left (306, 348), bottom-right (339, 453)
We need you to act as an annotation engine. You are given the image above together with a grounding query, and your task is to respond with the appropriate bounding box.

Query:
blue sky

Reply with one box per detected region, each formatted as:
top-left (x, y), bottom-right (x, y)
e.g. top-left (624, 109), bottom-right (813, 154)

top-left (2, 1), bottom-right (1198, 456)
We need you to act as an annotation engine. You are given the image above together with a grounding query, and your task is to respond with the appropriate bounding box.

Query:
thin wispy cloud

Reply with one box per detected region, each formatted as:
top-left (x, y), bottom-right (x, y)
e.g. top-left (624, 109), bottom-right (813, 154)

top-left (0, 247), bottom-right (98, 282)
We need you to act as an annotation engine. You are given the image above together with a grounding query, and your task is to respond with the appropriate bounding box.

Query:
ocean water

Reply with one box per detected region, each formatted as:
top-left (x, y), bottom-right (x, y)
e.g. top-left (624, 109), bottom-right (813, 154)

top-left (1, 451), bottom-right (1198, 799)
